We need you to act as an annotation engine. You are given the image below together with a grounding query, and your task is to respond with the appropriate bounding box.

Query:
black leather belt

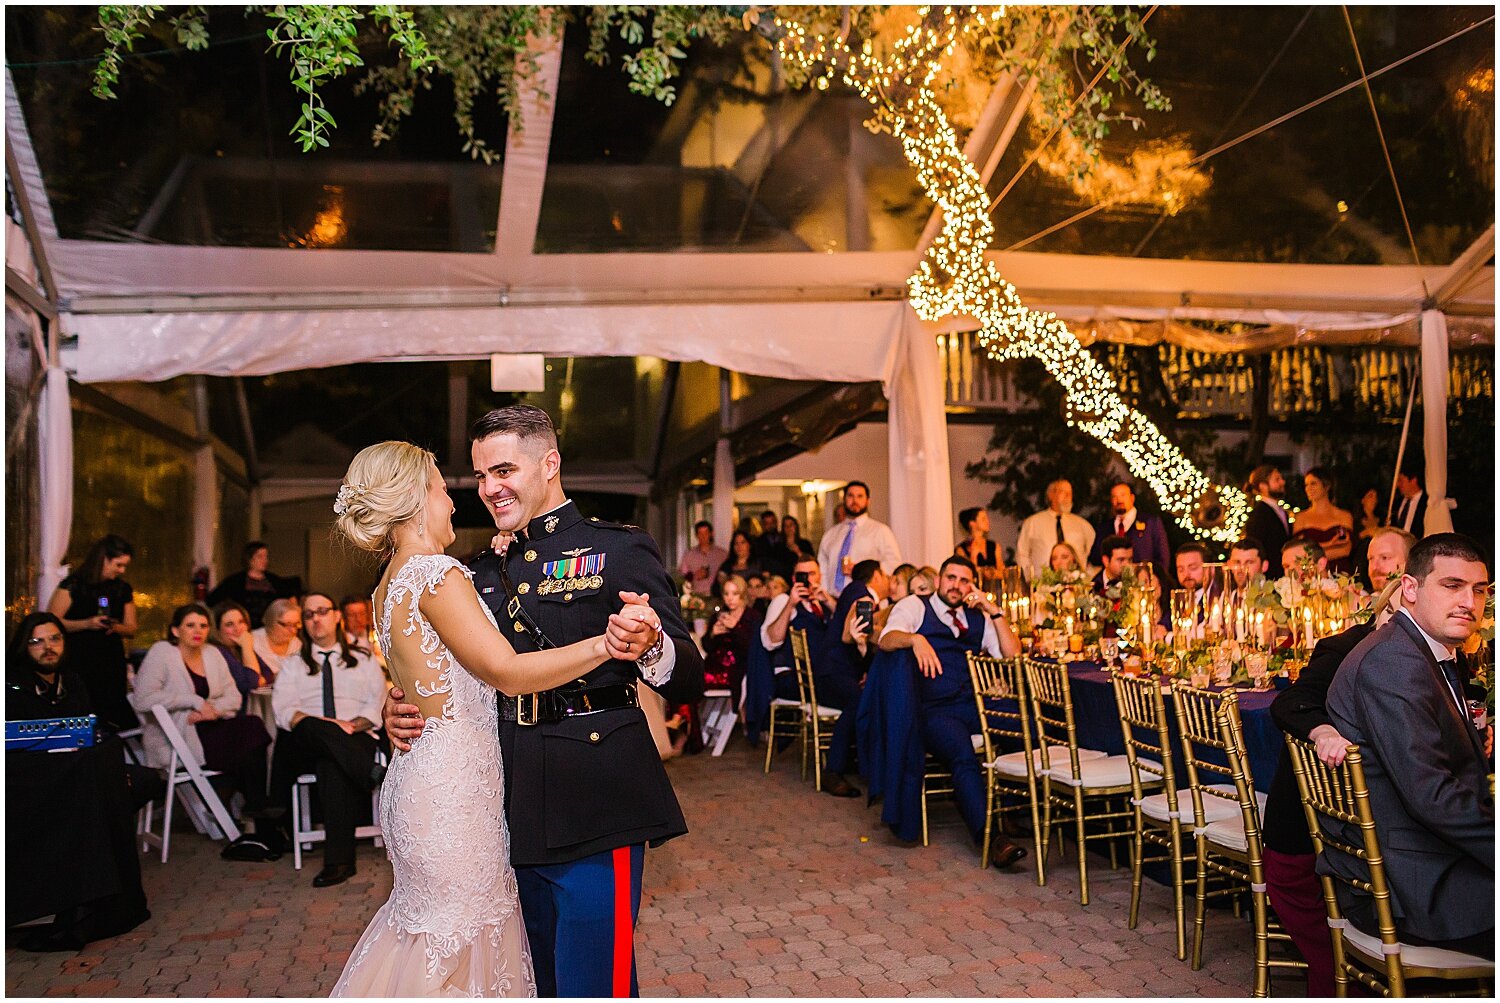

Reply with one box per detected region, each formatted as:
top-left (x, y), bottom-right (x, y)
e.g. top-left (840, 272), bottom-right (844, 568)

top-left (500, 683), bottom-right (639, 725)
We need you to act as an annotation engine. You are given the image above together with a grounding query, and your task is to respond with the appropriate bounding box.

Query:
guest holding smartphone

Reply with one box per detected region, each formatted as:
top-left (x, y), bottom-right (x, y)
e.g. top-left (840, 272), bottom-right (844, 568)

top-left (703, 576), bottom-right (761, 712)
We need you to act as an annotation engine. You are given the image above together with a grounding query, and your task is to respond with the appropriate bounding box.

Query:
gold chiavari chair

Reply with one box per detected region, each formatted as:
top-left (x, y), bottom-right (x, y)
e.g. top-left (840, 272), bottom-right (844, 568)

top-left (1025, 658), bottom-right (1154, 906)
top-left (919, 753), bottom-right (956, 847)
top-left (1112, 670), bottom-right (1196, 961)
top-left (1172, 682), bottom-right (1303, 996)
top-left (791, 627), bottom-right (842, 792)
top-left (763, 633), bottom-right (811, 778)
top-left (969, 653), bottom-right (1050, 884)
top-left (1284, 735), bottom-right (1494, 997)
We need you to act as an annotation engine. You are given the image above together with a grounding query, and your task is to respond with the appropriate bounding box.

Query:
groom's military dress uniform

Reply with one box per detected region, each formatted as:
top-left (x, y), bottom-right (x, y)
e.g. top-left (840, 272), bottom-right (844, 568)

top-left (469, 500), bottom-right (694, 998)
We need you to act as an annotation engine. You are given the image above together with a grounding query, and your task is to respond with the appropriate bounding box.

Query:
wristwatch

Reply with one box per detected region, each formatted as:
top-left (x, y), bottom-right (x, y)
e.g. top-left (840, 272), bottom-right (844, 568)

top-left (636, 625), bottom-right (666, 667)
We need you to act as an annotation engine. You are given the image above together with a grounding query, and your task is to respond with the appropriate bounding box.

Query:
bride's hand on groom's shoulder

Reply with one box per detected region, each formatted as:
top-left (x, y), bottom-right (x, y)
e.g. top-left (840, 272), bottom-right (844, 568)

top-left (382, 686), bottom-right (426, 752)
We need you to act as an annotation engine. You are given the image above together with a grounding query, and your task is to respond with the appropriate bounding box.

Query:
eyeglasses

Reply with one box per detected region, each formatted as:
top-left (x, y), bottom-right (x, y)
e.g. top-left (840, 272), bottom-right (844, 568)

top-left (302, 607), bottom-right (336, 620)
top-left (276, 618), bottom-right (302, 630)
top-left (25, 636), bottom-right (63, 648)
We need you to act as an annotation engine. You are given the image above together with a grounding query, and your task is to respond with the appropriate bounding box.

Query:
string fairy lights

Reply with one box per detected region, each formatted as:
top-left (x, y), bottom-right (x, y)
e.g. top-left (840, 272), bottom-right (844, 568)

top-left (772, 5), bottom-right (1250, 540)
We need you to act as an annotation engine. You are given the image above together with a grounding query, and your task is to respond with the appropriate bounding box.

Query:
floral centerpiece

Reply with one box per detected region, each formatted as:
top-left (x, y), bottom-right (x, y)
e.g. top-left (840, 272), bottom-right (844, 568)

top-left (1465, 592), bottom-right (1495, 724)
top-left (677, 578), bottom-right (716, 623)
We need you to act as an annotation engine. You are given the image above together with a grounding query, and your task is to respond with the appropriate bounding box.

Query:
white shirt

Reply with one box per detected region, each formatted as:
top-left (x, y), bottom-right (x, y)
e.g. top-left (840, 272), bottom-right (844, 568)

top-left (1110, 507), bottom-right (1139, 537)
top-left (1398, 491), bottom-right (1425, 533)
top-left (817, 514), bottom-right (902, 597)
top-left (879, 595), bottom-right (1002, 658)
top-left (251, 626), bottom-right (297, 675)
top-left (760, 592), bottom-right (832, 673)
top-left (1015, 508), bottom-right (1096, 578)
top-left (1396, 610), bottom-right (1466, 719)
top-left (272, 645), bottom-right (388, 731)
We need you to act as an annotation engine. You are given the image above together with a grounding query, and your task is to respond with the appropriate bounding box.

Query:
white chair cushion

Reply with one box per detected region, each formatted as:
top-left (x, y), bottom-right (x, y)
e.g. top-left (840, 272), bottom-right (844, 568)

top-left (1139, 784), bottom-right (1242, 824)
top-left (988, 745), bottom-right (1108, 777)
top-left (769, 697), bottom-right (801, 707)
top-left (1199, 790), bottom-right (1270, 851)
top-left (812, 705), bottom-right (842, 719)
top-left (1341, 923), bottom-right (1496, 972)
top-left (971, 733), bottom-right (984, 752)
top-left (1048, 755), bottom-right (1153, 789)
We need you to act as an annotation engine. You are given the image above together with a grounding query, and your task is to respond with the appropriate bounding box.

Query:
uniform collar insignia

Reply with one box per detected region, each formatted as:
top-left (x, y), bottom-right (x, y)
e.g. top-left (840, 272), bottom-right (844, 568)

top-left (527, 500), bottom-right (580, 539)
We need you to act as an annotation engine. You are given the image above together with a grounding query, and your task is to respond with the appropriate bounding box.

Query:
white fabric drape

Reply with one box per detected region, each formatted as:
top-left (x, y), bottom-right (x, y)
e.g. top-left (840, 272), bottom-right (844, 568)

top-left (37, 367), bottom-right (73, 603)
top-left (885, 311), bottom-right (954, 567)
top-left (1419, 309), bottom-right (1455, 535)
top-left (193, 445), bottom-right (219, 578)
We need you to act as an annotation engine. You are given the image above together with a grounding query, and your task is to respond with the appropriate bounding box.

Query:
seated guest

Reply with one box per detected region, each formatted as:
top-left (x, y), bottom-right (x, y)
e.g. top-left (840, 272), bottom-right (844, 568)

top-left (207, 540), bottom-right (301, 628)
top-left (878, 564), bottom-right (918, 633)
top-left (877, 556), bottom-right (1026, 868)
top-left (252, 597), bottom-right (302, 669)
top-left (340, 595), bottom-right (376, 655)
top-left (908, 567), bottom-right (938, 598)
top-left (6, 612), bottom-right (93, 720)
top-left (718, 530), bottom-right (760, 589)
top-left (817, 560), bottom-right (889, 797)
top-left (703, 575), bottom-right (761, 711)
top-left (1169, 542), bottom-right (1216, 627)
top-left (1351, 485), bottom-right (1383, 578)
top-left (131, 603), bottom-right (279, 854)
top-left (760, 557), bottom-right (834, 705)
top-left (1365, 526), bottom-right (1416, 594)
top-left (1281, 536), bottom-right (1328, 580)
top-left (1048, 541), bottom-right (1084, 574)
top-left (954, 507), bottom-right (1000, 570)
top-left (1093, 535), bottom-right (1133, 595)
top-left (212, 600), bottom-right (275, 697)
top-left (1324, 534), bottom-right (1494, 958)
top-left (1225, 537), bottom-right (1270, 603)
top-left (1016, 479), bottom-right (1095, 578)
top-left (744, 572), bottom-right (771, 615)
top-left (781, 516), bottom-right (813, 562)
top-left (754, 510), bottom-right (796, 582)
top-left (1262, 529), bottom-right (1413, 996)
top-left (5, 612), bottom-right (153, 950)
top-left (270, 591), bottom-right (389, 887)
top-left (678, 520), bottom-right (727, 596)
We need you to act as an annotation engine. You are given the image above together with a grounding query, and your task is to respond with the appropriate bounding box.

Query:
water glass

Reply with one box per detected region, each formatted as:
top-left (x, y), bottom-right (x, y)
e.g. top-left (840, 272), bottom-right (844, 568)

top-left (1099, 636), bottom-right (1120, 666)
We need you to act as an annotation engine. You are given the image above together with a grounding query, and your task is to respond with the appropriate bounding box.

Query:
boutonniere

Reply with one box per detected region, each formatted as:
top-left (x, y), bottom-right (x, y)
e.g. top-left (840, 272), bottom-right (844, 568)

top-left (1134, 521), bottom-right (1145, 532)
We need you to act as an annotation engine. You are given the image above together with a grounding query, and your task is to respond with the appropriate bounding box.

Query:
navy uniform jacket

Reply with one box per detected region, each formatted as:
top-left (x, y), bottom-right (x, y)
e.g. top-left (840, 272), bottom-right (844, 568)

top-left (469, 500), bottom-right (694, 868)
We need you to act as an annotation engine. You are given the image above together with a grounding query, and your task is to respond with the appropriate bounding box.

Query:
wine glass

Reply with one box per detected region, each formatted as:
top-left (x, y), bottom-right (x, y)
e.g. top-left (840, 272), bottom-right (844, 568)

top-left (1099, 636), bottom-right (1120, 668)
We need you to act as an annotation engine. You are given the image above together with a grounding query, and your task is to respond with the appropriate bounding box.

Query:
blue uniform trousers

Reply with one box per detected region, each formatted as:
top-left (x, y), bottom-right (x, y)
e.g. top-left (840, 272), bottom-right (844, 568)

top-left (817, 673), bottom-right (863, 775)
top-left (516, 844), bottom-right (645, 998)
top-left (919, 696), bottom-right (987, 842)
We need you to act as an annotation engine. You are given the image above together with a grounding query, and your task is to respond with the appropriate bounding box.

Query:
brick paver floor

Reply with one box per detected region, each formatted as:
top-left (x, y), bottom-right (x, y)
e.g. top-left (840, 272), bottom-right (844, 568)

top-left (7, 739), bottom-right (1295, 996)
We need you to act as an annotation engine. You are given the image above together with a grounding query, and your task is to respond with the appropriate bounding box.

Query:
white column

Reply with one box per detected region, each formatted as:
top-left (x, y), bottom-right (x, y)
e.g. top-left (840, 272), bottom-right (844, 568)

top-left (713, 438), bottom-right (735, 549)
top-left (36, 366), bottom-right (72, 602)
top-left (1419, 309), bottom-right (1454, 535)
top-left (886, 311), bottom-right (953, 566)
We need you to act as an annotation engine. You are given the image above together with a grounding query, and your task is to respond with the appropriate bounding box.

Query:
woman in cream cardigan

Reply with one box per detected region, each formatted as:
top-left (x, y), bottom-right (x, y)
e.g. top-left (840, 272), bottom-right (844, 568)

top-left (131, 603), bottom-right (279, 850)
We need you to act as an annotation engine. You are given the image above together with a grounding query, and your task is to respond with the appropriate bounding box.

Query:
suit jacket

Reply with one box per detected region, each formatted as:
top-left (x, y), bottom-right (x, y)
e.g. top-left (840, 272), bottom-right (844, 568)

top-left (1244, 499), bottom-right (1291, 576)
top-left (470, 500), bottom-right (694, 867)
top-left (1324, 614), bottom-right (1494, 943)
top-left (1262, 621), bottom-right (1375, 854)
top-left (1089, 512), bottom-right (1172, 585)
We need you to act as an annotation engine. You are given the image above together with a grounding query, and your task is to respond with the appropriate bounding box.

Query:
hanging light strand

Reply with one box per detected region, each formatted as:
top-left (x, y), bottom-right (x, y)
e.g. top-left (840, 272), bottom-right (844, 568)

top-left (774, 6), bottom-right (1250, 541)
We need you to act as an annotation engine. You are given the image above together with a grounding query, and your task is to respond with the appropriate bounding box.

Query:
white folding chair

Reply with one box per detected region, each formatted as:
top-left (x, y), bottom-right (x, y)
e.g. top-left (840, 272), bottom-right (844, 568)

top-left (290, 773), bottom-right (384, 870)
top-left (137, 704), bottom-right (241, 862)
top-left (699, 688), bottom-right (738, 757)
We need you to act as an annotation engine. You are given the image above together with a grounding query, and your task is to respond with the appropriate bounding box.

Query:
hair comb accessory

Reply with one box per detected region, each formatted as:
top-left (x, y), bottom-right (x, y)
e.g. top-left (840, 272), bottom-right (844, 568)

top-left (333, 482), bottom-right (365, 516)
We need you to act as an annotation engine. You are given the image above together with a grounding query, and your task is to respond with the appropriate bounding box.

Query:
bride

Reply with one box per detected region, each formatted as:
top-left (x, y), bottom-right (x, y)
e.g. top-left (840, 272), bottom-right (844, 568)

top-left (329, 441), bottom-right (657, 997)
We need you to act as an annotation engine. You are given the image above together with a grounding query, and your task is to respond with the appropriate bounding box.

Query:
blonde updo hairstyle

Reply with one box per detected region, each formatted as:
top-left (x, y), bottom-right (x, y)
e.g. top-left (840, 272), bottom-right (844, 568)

top-left (334, 441), bottom-right (435, 556)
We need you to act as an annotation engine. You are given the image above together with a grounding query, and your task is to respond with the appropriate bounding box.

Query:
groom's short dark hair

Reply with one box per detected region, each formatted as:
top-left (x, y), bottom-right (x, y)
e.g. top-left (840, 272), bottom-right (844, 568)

top-left (469, 404), bottom-right (558, 452)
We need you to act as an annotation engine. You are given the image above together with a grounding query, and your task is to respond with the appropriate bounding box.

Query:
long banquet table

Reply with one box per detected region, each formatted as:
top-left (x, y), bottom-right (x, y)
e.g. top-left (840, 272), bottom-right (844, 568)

top-left (855, 651), bottom-right (1284, 847)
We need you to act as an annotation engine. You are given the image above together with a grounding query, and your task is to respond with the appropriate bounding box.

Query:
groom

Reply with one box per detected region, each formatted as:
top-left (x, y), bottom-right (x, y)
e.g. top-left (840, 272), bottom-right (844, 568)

top-left (384, 404), bottom-right (695, 997)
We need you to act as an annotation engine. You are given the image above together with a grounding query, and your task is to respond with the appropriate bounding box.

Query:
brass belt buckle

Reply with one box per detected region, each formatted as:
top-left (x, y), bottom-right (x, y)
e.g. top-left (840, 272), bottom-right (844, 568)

top-left (516, 693), bottom-right (539, 726)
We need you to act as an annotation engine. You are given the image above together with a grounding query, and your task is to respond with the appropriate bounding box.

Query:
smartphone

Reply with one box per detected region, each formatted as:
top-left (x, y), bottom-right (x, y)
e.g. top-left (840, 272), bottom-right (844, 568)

top-left (794, 571), bottom-right (811, 588)
top-left (853, 597), bottom-right (875, 634)
top-left (97, 595), bottom-right (113, 625)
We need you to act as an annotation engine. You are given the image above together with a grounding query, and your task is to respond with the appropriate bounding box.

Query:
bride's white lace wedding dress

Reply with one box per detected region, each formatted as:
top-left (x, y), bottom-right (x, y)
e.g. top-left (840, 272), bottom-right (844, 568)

top-left (332, 554), bottom-right (535, 998)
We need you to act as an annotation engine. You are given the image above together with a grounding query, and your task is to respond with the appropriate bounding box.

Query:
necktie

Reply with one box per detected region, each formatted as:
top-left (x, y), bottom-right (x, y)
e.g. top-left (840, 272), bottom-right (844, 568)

top-left (1116, 517), bottom-right (1126, 535)
top-left (1437, 658), bottom-right (1467, 718)
top-left (1054, 514), bottom-right (1065, 546)
top-left (947, 607), bottom-right (965, 636)
top-left (320, 651), bottom-right (337, 718)
top-left (1400, 499), bottom-right (1412, 530)
top-left (833, 522), bottom-right (855, 593)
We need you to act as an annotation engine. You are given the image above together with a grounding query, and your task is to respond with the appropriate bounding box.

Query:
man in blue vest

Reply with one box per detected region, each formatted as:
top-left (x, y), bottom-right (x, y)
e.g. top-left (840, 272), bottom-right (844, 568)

top-left (877, 555), bottom-right (1027, 868)
top-left (818, 559), bottom-right (889, 797)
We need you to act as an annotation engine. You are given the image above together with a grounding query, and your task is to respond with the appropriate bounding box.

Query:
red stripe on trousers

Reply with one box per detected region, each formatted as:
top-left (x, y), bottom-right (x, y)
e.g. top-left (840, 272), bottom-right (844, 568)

top-left (612, 846), bottom-right (632, 998)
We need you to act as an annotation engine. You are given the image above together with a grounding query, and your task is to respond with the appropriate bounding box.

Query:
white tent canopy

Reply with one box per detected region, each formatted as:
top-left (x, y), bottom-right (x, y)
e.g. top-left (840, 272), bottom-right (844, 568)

top-left (5, 14), bottom-right (1492, 588)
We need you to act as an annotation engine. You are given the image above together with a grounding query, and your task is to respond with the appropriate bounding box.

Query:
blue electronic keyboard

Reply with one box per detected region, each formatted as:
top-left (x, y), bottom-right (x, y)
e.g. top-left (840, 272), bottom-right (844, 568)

top-left (5, 714), bottom-right (97, 752)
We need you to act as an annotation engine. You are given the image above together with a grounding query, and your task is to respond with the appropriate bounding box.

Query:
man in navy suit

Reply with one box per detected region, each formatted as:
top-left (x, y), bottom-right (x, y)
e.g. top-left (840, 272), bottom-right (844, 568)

top-left (1325, 533), bottom-right (1493, 957)
top-left (1243, 464), bottom-right (1291, 574)
top-left (1089, 482), bottom-right (1171, 584)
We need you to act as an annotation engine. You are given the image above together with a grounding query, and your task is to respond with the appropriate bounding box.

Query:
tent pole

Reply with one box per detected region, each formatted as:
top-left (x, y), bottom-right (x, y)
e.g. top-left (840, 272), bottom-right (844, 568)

top-left (1386, 357), bottom-right (1419, 525)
